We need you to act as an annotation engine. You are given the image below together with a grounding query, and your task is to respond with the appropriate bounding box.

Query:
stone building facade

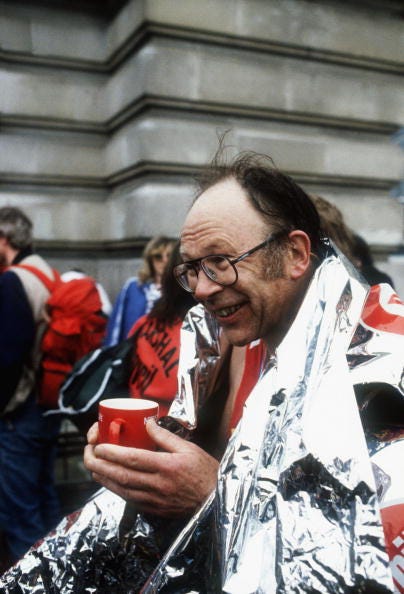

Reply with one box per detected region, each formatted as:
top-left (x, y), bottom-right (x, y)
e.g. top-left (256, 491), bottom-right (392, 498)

top-left (1, 0), bottom-right (403, 299)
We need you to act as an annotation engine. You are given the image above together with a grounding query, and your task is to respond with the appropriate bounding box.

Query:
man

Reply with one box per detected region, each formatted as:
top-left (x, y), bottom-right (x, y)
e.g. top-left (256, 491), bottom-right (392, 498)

top-left (83, 155), bottom-right (323, 518)
top-left (81, 154), bottom-right (401, 593)
top-left (0, 207), bottom-right (61, 567)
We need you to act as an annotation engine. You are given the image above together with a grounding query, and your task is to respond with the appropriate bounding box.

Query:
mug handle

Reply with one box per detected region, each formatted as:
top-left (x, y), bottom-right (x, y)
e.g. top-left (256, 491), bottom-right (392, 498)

top-left (109, 418), bottom-right (125, 444)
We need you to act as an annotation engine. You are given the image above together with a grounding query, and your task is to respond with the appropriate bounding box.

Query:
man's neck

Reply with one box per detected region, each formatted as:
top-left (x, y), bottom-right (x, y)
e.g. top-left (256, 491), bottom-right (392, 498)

top-left (264, 270), bottom-right (315, 355)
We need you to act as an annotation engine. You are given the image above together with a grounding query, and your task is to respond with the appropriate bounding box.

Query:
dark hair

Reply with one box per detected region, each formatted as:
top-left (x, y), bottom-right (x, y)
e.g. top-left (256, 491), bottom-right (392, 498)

top-left (351, 234), bottom-right (374, 267)
top-left (149, 241), bottom-right (195, 323)
top-left (196, 150), bottom-right (323, 257)
top-left (0, 206), bottom-right (33, 250)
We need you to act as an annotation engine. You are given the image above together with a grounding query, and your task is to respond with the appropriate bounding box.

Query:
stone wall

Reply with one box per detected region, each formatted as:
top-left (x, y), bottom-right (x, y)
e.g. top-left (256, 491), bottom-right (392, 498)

top-left (0, 0), bottom-right (403, 299)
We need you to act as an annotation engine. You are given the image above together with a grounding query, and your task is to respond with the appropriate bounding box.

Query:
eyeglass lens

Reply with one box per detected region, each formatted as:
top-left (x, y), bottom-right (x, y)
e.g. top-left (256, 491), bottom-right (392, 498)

top-left (179, 255), bottom-right (236, 291)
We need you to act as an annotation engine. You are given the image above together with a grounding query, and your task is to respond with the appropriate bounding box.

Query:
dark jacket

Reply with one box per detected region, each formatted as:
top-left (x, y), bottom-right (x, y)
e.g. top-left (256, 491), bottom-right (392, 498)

top-left (0, 249), bottom-right (56, 414)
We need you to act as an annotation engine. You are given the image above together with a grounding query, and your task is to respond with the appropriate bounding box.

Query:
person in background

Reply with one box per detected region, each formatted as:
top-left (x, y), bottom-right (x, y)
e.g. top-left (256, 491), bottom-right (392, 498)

top-left (311, 195), bottom-right (395, 289)
top-left (104, 236), bottom-right (176, 346)
top-left (351, 233), bottom-right (395, 288)
top-left (310, 194), bottom-right (356, 261)
top-left (61, 268), bottom-right (112, 316)
top-left (128, 242), bottom-right (195, 416)
top-left (0, 207), bottom-right (61, 570)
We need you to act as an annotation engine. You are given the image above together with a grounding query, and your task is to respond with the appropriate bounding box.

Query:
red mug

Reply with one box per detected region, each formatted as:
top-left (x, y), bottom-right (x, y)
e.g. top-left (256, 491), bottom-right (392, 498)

top-left (98, 398), bottom-right (159, 449)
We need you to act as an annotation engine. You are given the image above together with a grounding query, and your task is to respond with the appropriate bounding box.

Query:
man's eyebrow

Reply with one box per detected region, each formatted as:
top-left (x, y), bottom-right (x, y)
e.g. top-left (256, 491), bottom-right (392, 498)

top-left (180, 250), bottom-right (218, 263)
top-left (179, 240), bottom-right (236, 263)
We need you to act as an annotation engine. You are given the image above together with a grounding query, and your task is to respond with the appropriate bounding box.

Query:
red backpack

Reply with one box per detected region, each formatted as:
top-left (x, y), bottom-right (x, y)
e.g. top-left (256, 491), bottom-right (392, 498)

top-left (14, 264), bottom-right (107, 408)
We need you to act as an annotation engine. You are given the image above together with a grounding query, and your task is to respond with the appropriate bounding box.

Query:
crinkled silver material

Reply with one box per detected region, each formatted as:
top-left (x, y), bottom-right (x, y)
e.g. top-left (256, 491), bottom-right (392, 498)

top-left (144, 252), bottom-right (402, 593)
top-left (168, 302), bottom-right (224, 429)
top-left (0, 489), bottom-right (183, 593)
top-left (1, 252), bottom-right (403, 593)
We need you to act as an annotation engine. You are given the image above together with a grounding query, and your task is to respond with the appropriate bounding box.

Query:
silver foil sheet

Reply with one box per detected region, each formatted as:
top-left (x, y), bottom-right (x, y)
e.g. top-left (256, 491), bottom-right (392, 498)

top-left (1, 252), bottom-right (403, 593)
top-left (370, 438), bottom-right (404, 594)
top-left (0, 488), bottom-right (184, 593)
top-left (168, 301), bottom-right (224, 430)
top-left (143, 253), bottom-right (402, 593)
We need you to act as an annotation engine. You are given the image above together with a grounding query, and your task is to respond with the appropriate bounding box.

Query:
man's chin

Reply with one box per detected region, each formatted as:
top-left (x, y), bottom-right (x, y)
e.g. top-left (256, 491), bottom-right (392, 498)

top-left (222, 327), bottom-right (255, 348)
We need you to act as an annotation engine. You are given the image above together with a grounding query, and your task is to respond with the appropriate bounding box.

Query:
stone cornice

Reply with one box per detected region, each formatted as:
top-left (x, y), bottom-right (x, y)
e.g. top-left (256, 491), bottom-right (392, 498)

top-left (35, 236), bottom-right (403, 257)
top-left (0, 161), bottom-right (398, 192)
top-left (36, 237), bottom-right (149, 254)
top-left (143, 24), bottom-right (404, 76)
top-left (108, 95), bottom-right (400, 136)
top-left (0, 47), bottom-right (106, 74)
top-left (0, 113), bottom-right (105, 134)
top-left (0, 172), bottom-right (106, 188)
top-left (0, 94), bottom-right (399, 136)
top-left (1, 22), bottom-right (403, 76)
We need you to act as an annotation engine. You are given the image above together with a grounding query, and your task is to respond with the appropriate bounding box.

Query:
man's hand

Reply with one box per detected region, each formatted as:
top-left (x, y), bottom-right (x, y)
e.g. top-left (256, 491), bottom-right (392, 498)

top-left (84, 419), bottom-right (219, 517)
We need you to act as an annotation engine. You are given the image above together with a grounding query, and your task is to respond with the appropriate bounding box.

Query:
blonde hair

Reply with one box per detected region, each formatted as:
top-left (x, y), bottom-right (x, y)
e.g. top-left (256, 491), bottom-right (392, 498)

top-left (137, 236), bottom-right (176, 284)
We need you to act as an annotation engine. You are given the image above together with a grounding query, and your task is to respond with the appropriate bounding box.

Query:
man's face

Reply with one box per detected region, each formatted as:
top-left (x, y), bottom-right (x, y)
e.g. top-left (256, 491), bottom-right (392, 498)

top-left (180, 178), bottom-right (304, 347)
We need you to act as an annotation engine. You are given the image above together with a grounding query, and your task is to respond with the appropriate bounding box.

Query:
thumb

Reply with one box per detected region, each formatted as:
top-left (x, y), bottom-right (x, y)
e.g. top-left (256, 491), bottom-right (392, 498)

top-left (87, 421), bottom-right (99, 445)
top-left (146, 418), bottom-right (192, 453)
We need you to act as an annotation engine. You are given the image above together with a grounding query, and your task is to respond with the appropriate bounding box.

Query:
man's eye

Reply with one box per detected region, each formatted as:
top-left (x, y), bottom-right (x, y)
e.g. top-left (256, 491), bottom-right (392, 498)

top-left (207, 256), bottom-right (228, 271)
top-left (205, 266), bottom-right (218, 280)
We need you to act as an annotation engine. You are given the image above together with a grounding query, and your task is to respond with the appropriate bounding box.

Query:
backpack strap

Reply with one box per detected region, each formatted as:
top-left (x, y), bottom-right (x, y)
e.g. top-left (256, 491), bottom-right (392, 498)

top-left (11, 263), bottom-right (60, 293)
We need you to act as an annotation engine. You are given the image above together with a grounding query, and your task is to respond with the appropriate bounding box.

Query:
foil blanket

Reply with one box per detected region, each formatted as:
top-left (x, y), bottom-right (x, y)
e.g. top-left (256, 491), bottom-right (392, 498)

top-left (1, 252), bottom-right (403, 593)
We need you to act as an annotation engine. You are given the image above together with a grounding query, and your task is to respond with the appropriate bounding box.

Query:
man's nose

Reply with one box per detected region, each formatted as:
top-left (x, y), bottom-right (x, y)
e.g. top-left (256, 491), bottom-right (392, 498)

top-left (193, 269), bottom-right (223, 301)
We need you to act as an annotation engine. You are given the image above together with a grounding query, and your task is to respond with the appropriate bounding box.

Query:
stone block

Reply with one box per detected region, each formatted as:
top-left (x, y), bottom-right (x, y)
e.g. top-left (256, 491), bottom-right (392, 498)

top-left (0, 129), bottom-right (105, 177)
top-left (105, 112), bottom-right (403, 182)
top-left (106, 0), bottom-right (145, 56)
top-left (0, 2), bottom-right (106, 60)
top-left (0, 4), bottom-right (33, 52)
top-left (141, 0), bottom-right (403, 64)
top-left (31, 13), bottom-right (105, 61)
top-left (104, 38), bottom-right (404, 124)
top-left (0, 187), bottom-right (107, 242)
top-left (107, 179), bottom-right (194, 240)
top-left (0, 67), bottom-right (105, 120)
top-left (105, 113), bottom-right (220, 172)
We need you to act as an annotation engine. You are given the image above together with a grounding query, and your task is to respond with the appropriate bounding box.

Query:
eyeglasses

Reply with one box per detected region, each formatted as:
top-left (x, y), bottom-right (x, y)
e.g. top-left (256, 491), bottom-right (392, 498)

top-left (174, 232), bottom-right (283, 293)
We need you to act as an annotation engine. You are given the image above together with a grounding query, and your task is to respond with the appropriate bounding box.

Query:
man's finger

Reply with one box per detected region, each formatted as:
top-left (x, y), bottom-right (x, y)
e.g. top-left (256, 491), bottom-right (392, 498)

top-left (85, 446), bottom-right (160, 489)
top-left (91, 441), bottom-right (167, 473)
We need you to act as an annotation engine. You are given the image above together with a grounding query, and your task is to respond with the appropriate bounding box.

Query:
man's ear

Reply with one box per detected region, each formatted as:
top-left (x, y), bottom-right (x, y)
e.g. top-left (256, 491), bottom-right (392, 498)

top-left (286, 230), bottom-right (312, 280)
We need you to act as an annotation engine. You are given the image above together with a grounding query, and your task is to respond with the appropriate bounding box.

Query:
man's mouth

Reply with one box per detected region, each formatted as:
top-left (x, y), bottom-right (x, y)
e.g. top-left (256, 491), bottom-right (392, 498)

top-left (215, 304), bottom-right (243, 318)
